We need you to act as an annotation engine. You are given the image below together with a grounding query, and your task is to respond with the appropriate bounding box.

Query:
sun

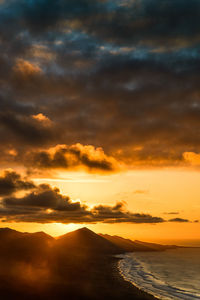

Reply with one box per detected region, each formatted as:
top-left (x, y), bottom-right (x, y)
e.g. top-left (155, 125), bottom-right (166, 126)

top-left (51, 223), bottom-right (83, 237)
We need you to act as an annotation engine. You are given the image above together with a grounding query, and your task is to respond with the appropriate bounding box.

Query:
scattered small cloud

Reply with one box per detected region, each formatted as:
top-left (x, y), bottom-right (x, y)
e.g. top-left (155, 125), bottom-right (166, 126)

top-left (169, 218), bottom-right (189, 223)
top-left (31, 113), bottom-right (52, 127)
top-left (13, 59), bottom-right (42, 77)
top-left (133, 189), bottom-right (149, 195)
top-left (163, 212), bottom-right (180, 215)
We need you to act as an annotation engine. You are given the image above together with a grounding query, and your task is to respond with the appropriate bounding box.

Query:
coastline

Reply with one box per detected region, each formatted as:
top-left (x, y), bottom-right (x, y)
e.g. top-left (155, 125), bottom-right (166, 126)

top-left (114, 248), bottom-right (200, 300)
top-left (110, 256), bottom-right (158, 300)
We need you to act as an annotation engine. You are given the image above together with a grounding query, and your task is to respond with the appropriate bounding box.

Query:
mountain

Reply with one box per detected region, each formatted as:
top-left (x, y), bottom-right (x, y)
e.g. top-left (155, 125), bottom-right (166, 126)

top-left (0, 227), bottom-right (23, 239)
top-left (100, 234), bottom-right (158, 251)
top-left (0, 228), bottom-right (54, 262)
top-left (0, 227), bottom-right (178, 256)
top-left (56, 227), bottom-right (123, 255)
top-left (0, 227), bottom-right (178, 258)
top-left (100, 234), bottom-right (178, 252)
top-left (133, 240), bottom-right (178, 250)
top-left (0, 227), bottom-right (53, 241)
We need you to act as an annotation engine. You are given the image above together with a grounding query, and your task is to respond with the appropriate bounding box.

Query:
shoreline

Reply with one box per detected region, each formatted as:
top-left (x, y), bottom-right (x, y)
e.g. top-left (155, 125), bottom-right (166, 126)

top-left (110, 256), bottom-right (158, 300)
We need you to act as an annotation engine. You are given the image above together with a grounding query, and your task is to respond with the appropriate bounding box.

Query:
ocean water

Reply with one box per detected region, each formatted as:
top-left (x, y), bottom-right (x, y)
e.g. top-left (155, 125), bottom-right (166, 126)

top-left (118, 248), bottom-right (200, 300)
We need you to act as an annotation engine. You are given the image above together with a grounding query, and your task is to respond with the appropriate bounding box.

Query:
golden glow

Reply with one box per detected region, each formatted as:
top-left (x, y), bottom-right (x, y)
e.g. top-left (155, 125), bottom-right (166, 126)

top-left (183, 152), bottom-right (200, 166)
top-left (33, 169), bottom-right (200, 219)
top-left (1, 168), bottom-right (198, 245)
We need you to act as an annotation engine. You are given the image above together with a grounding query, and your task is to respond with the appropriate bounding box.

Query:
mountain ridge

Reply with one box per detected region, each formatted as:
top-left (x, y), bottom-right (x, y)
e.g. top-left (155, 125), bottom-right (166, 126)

top-left (56, 226), bottom-right (124, 255)
top-left (0, 227), bottom-right (182, 254)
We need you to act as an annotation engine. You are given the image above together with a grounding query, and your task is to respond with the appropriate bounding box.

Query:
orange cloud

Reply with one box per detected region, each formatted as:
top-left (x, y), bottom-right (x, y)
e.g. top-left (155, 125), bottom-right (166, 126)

top-left (13, 59), bottom-right (42, 76)
top-left (25, 143), bottom-right (121, 173)
top-left (183, 152), bottom-right (200, 165)
top-left (133, 189), bottom-right (149, 194)
top-left (31, 113), bottom-right (52, 127)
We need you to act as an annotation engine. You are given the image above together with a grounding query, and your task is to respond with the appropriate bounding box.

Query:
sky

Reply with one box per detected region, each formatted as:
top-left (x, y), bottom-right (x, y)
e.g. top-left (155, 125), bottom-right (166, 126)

top-left (0, 0), bottom-right (200, 244)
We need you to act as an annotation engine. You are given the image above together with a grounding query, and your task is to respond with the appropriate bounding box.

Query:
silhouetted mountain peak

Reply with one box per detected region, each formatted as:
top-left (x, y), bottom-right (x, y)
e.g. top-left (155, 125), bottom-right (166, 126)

top-left (77, 227), bottom-right (92, 233)
top-left (74, 227), bottom-right (96, 236)
top-left (58, 227), bottom-right (96, 240)
top-left (57, 227), bottom-right (123, 255)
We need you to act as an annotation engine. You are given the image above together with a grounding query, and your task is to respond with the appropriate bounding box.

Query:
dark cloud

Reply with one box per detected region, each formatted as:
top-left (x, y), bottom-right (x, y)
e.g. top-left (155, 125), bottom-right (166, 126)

top-left (3, 184), bottom-right (83, 212)
top-left (0, 111), bottom-right (55, 146)
top-left (163, 212), bottom-right (180, 215)
top-left (0, 170), bottom-right (35, 196)
top-left (0, 181), bottom-right (166, 224)
top-left (0, 0), bottom-right (200, 169)
top-left (169, 218), bottom-right (189, 223)
top-left (22, 143), bottom-right (120, 173)
top-left (92, 203), bottom-right (164, 224)
top-left (91, 0), bottom-right (200, 47)
top-left (2, 0), bottom-right (200, 47)
top-left (1, 52), bottom-right (200, 168)
top-left (0, 176), bottom-right (191, 224)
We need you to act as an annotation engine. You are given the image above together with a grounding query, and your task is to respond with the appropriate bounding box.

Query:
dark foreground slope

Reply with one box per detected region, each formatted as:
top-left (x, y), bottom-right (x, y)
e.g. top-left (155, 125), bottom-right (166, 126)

top-left (0, 227), bottom-right (156, 300)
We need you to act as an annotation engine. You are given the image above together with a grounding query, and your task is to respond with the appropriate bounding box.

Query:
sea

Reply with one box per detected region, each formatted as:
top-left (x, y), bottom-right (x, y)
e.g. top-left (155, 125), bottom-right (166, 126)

top-left (118, 248), bottom-right (200, 300)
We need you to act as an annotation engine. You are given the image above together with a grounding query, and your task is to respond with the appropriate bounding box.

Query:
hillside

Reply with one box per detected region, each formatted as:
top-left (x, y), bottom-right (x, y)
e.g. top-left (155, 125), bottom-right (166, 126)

top-left (0, 227), bottom-right (178, 257)
top-left (100, 234), bottom-right (178, 252)
top-left (0, 227), bottom-right (54, 262)
top-left (56, 227), bottom-right (123, 255)
top-left (133, 240), bottom-right (178, 250)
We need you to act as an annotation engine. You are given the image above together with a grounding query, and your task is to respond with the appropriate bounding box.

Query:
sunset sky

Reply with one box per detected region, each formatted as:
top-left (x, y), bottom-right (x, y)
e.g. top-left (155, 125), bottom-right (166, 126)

top-left (0, 0), bottom-right (200, 244)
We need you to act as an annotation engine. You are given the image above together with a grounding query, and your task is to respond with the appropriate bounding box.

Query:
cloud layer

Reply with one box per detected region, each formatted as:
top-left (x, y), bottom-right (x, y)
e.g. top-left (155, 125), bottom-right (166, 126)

top-left (0, 183), bottom-right (163, 224)
top-left (0, 0), bottom-right (200, 170)
top-left (0, 171), bottom-right (192, 224)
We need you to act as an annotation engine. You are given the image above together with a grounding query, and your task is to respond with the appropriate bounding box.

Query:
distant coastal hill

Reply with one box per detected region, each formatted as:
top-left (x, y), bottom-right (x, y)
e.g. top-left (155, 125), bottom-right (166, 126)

top-left (100, 233), bottom-right (178, 252)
